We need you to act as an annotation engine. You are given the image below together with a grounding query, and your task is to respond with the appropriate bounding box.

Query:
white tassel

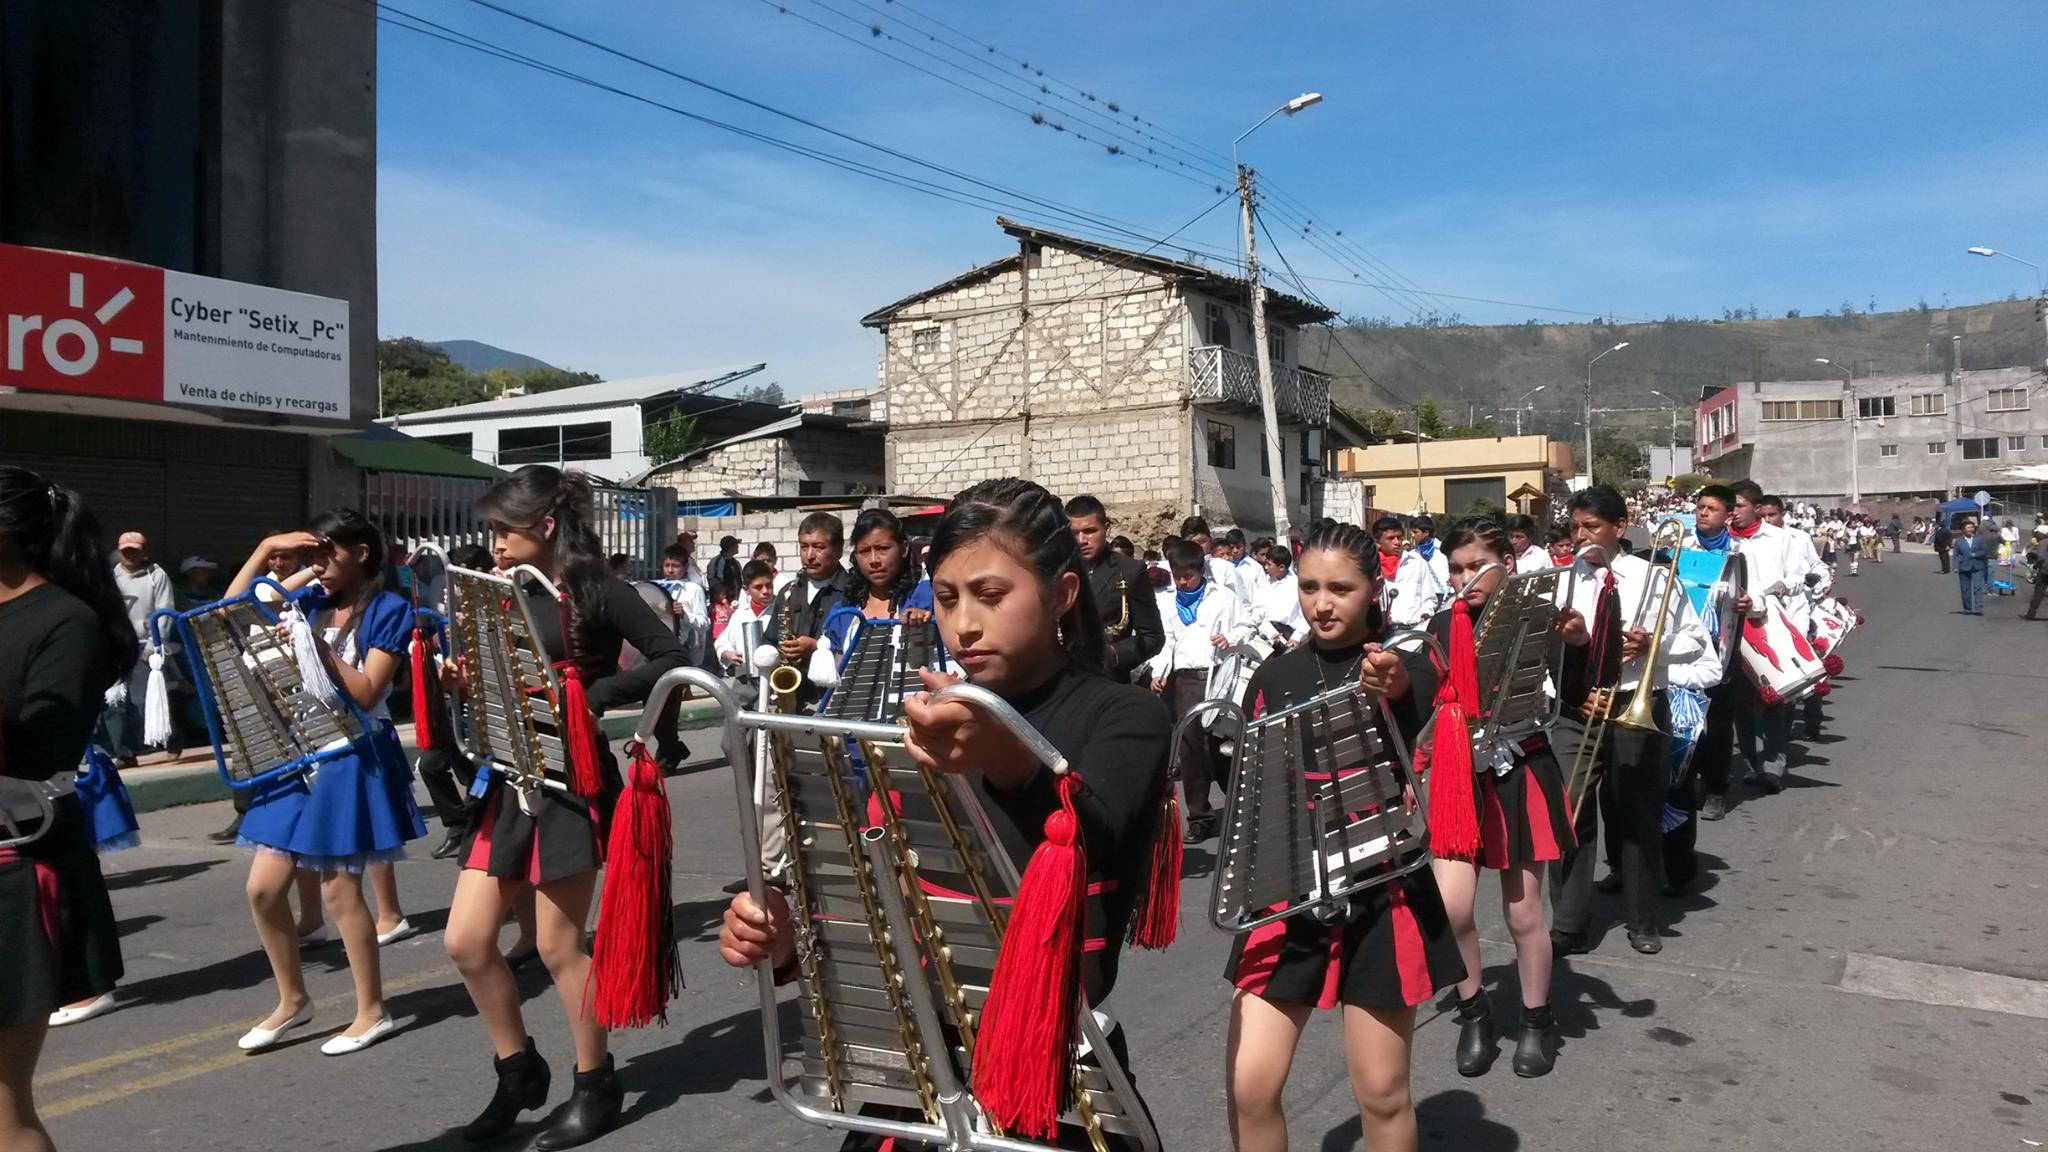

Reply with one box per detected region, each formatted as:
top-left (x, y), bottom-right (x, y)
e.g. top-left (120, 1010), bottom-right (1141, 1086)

top-left (143, 650), bottom-right (174, 747)
top-left (104, 678), bottom-right (128, 709)
top-left (806, 635), bottom-right (840, 688)
top-left (286, 607), bottom-right (338, 705)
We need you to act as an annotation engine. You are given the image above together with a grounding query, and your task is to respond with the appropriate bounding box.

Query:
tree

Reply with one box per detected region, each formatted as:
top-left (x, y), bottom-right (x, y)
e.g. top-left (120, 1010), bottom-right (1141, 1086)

top-left (1669, 472), bottom-right (1714, 493)
top-left (1416, 396), bottom-right (1449, 439)
top-left (1588, 429), bottom-right (1648, 487)
top-left (521, 367), bottom-right (603, 394)
top-left (735, 382), bottom-right (786, 406)
top-left (642, 411), bottom-right (701, 466)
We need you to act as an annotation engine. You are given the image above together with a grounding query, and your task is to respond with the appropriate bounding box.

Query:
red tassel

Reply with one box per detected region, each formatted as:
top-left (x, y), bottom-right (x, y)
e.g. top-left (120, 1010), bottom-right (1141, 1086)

top-left (1421, 605), bottom-right (1483, 861)
top-left (1822, 653), bottom-right (1844, 676)
top-left (973, 774), bottom-right (1086, 1138)
top-left (1814, 679), bottom-right (1833, 697)
top-left (1129, 790), bottom-right (1181, 950)
top-left (1813, 636), bottom-right (1830, 655)
top-left (589, 742), bottom-right (681, 1029)
top-left (1756, 683), bottom-right (1781, 707)
top-left (410, 628), bottom-right (434, 751)
top-left (559, 663), bottom-right (603, 799)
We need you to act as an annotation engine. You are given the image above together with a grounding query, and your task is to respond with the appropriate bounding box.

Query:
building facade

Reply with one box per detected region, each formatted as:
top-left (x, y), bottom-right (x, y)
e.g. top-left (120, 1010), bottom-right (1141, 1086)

top-left (641, 412), bottom-right (885, 503)
top-left (0, 0), bottom-right (377, 562)
top-left (1695, 366), bottom-right (2047, 503)
top-left (1327, 435), bottom-right (1572, 520)
top-left (861, 219), bottom-right (1334, 535)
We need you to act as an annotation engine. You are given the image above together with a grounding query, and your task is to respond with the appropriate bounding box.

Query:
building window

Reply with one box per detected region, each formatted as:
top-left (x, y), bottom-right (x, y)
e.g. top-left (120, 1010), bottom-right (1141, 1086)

top-left (1856, 396), bottom-right (1895, 419)
top-left (1259, 436), bottom-right (1269, 476)
top-left (1758, 399), bottom-right (1837, 421)
top-left (1443, 476), bottom-right (1509, 516)
top-left (1927, 441), bottom-right (1947, 455)
top-left (1878, 444), bottom-right (1898, 459)
top-left (559, 422), bottom-right (612, 462)
top-left (2009, 436), bottom-right (2029, 452)
top-left (1205, 420), bottom-right (1236, 469)
top-left (1961, 437), bottom-right (1999, 460)
top-left (1910, 392), bottom-right (1946, 416)
top-left (1205, 302), bottom-right (1232, 349)
top-left (911, 326), bottom-right (940, 358)
top-left (797, 480), bottom-right (823, 496)
top-left (1268, 326), bottom-right (1286, 363)
top-left (498, 422), bottom-right (613, 465)
top-left (422, 432), bottom-right (473, 455)
top-left (1986, 388), bottom-right (2029, 412)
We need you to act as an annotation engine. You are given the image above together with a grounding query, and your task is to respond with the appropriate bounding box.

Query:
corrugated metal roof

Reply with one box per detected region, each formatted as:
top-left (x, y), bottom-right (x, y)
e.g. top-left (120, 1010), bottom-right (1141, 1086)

top-left (380, 364), bottom-right (767, 425)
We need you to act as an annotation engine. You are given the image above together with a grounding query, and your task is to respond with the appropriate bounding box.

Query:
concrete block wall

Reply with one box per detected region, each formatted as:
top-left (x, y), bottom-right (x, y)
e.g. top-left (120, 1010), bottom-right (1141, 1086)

top-left (676, 507), bottom-right (856, 575)
top-left (650, 429), bottom-right (884, 502)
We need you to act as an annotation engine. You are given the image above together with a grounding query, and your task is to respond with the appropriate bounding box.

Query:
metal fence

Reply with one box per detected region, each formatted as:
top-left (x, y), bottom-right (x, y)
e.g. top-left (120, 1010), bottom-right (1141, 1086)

top-left (362, 472), bottom-right (677, 579)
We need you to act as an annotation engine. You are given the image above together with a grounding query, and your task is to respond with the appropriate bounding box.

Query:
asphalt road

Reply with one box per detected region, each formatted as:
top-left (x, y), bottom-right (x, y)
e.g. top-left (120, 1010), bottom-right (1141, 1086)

top-left (41, 546), bottom-right (2048, 1151)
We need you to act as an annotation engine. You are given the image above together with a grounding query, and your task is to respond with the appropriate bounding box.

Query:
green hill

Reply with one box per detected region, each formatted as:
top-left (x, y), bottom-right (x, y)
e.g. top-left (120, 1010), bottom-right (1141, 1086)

top-left (1306, 298), bottom-right (2045, 444)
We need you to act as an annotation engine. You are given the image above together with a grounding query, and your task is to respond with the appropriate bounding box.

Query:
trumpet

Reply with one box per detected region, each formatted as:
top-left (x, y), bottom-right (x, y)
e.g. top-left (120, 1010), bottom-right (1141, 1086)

top-left (1561, 519), bottom-right (1685, 823)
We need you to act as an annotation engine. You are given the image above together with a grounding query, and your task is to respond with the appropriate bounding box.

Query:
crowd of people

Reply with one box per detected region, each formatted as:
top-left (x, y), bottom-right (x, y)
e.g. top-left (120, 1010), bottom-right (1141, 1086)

top-left (0, 459), bottom-right (1879, 1152)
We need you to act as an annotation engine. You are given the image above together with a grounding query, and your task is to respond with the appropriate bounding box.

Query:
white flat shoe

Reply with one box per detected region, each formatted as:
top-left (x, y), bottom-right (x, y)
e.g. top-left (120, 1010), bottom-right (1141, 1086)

top-left (319, 1015), bottom-right (396, 1056)
top-left (49, 992), bottom-right (118, 1027)
top-left (375, 919), bottom-right (418, 947)
top-left (237, 1003), bottom-right (314, 1052)
top-left (298, 924), bottom-right (330, 947)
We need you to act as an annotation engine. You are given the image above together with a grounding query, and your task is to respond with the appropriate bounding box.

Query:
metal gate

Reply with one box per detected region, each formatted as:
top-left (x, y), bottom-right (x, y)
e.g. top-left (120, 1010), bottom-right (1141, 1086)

top-left (363, 472), bottom-right (676, 578)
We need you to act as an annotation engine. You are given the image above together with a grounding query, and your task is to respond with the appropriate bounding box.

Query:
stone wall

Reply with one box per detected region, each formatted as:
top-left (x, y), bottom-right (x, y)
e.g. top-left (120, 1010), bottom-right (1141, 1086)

top-left (885, 406), bottom-right (1186, 508)
top-left (675, 507), bottom-right (858, 574)
top-left (649, 427), bottom-right (883, 501)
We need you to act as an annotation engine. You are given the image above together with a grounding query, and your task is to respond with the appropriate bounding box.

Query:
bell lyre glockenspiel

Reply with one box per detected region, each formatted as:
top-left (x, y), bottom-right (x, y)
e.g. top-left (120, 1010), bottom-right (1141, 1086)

top-left (638, 617), bottom-right (1160, 1152)
top-left (818, 615), bottom-right (947, 723)
top-left (0, 777), bottom-right (69, 850)
top-left (1467, 564), bottom-right (1569, 741)
top-left (152, 580), bottom-right (371, 790)
top-left (427, 549), bottom-right (573, 813)
top-left (1195, 628), bottom-right (1445, 936)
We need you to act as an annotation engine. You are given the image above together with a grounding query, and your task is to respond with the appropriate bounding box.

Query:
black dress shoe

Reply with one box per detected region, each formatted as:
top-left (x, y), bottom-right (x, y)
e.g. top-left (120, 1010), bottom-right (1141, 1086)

top-left (431, 828), bottom-right (466, 860)
top-left (1756, 774), bottom-right (1785, 795)
top-left (1628, 927), bottom-right (1663, 955)
top-left (534, 1053), bottom-right (624, 1150)
top-left (1513, 1006), bottom-right (1557, 1077)
top-left (1550, 929), bottom-right (1587, 957)
top-left (1452, 994), bottom-right (1498, 1077)
top-left (1182, 818), bottom-right (1216, 846)
top-left (1699, 794), bottom-right (1727, 821)
top-left (207, 815), bottom-right (244, 845)
top-left (1595, 872), bottom-right (1624, 895)
top-left (462, 1037), bottom-right (551, 1143)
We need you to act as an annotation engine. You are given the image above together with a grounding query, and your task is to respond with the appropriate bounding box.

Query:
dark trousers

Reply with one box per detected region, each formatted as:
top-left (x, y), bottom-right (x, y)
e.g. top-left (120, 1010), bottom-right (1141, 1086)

top-left (1958, 569), bottom-right (1987, 613)
top-left (1164, 670), bottom-right (1226, 826)
top-left (1937, 547), bottom-right (1951, 574)
top-left (96, 660), bottom-right (155, 760)
top-left (1551, 694), bottom-right (1669, 935)
top-left (1693, 681), bottom-right (1736, 799)
top-left (1734, 677), bottom-right (1789, 783)
top-left (417, 745), bottom-right (479, 830)
top-left (2029, 569), bottom-right (2047, 617)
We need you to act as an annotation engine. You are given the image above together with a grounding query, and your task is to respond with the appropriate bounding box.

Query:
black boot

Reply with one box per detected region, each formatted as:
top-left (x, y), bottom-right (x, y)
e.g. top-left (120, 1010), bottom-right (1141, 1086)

top-left (1513, 1006), bottom-right (1556, 1077)
top-left (463, 1037), bottom-right (551, 1143)
top-left (534, 1053), bottom-right (624, 1151)
top-left (1453, 992), bottom-right (1498, 1077)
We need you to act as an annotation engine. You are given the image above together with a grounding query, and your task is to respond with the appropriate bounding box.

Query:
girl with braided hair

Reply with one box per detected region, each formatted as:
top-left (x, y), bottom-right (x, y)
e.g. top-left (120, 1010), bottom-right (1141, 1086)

top-left (1223, 520), bottom-right (1464, 1152)
top-left (443, 466), bottom-right (686, 1149)
top-left (720, 477), bottom-right (1176, 1148)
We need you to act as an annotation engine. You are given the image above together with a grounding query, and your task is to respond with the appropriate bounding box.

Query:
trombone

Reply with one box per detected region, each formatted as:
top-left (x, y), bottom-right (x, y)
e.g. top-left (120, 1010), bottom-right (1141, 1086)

top-left (1561, 518), bottom-right (1686, 823)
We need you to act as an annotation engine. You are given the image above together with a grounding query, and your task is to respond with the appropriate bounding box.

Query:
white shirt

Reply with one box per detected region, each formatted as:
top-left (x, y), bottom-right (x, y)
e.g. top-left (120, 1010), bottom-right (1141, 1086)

top-left (1145, 579), bottom-right (1251, 680)
top-left (1207, 555), bottom-right (1250, 605)
top-left (1557, 552), bottom-right (1715, 694)
top-left (1387, 547), bottom-right (1451, 628)
top-left (1252, 571), bottom-right (1304, 644)
top-left (1514, 545), bottom-right (1552, 574)
top-left (660, 578), bottom-right (709, 629)
top-left (714, 597), bottom-right (777, 672)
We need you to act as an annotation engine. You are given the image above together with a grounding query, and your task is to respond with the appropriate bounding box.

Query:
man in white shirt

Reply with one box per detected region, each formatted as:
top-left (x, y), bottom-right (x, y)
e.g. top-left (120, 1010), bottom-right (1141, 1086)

top-left (1550, 486), bottom-right (1715, 957)
top-left (1180, 515), bottom-right (1252, 606)
top-left (1228, 528), bottom-right (1267, 608)
top-left (1250, 542), bottom-right (1305, 652)
top-left (1507, 514), bottom-right (1552, 574)
top-left (1384, 515), bottom-right (1451, 628)
top-left (1725, 482), bottom-right (1805, 792)
top-left (1146, 539), bottom-right (1252, 844)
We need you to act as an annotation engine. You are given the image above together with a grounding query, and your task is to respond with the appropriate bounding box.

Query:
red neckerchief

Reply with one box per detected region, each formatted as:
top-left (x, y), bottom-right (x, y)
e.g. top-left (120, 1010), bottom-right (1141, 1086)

top-left (1729, 518), bottom-right (1762, 539)
top-left (1378, 551), bottom-right (1401, 579)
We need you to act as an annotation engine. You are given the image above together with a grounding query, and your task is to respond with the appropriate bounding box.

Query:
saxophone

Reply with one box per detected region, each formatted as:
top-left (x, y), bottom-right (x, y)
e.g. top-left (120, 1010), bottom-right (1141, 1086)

top-left (1101, 571), bottom-right (1131, 644)
top-left (769, 595), bottom-right (803, 712)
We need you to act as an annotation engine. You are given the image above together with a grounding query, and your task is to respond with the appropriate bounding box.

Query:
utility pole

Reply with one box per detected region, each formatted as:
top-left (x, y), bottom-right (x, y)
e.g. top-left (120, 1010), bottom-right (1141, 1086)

top-left (1414, 405), bottom-right (1425, 513)
top-left (1239, 163), bottom-right (1291, 539)
top-left (1585, 342), bottom-right (1631, 488)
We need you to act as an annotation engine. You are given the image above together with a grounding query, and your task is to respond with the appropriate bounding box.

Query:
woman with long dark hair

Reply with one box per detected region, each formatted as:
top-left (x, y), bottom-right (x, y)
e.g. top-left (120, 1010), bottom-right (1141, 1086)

top-left (0, 466), bottom-right (134, 1151)
top-left (222, 508), bottom-right (428, 1057)
top-left (442, 466), bottom-right (685, 1150)
top-left (818, 507), bottom-right (933, 662)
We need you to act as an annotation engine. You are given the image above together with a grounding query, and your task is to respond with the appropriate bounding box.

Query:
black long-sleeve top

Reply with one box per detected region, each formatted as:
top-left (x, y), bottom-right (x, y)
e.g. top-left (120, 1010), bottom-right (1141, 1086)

top-left (972, 665), bottom-right (1171, 1005)
top-left (0, 584), bottom-right (117, 784)
top-left (1237, 631), bottom-right (1438, 748)
top-left (520, 576), bottom-right (687, 713)
top-left (1089, 553), bottom-right (1164, 677)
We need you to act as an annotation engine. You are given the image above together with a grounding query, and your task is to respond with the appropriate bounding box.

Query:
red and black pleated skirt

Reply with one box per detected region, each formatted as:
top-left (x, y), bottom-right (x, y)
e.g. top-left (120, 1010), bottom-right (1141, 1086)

top-left (1225, 870), bottom-right (1465, 1011)
top-left (0, 798), bottom-right (124, 1027)
top-left (458, 751), bottom-right (617, 885)
top-left (1474, 737), bottom-right (1576, 871)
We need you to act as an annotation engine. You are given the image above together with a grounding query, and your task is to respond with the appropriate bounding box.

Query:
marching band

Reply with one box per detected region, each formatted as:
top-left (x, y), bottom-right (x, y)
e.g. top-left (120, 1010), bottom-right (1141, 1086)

top-left (0, 463), bottom-right (1871, 1152)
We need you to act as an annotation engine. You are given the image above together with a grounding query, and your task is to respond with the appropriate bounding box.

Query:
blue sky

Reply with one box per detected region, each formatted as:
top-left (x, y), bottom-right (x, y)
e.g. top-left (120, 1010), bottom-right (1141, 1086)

top-left (376, 0), bottom-right (2048, 394)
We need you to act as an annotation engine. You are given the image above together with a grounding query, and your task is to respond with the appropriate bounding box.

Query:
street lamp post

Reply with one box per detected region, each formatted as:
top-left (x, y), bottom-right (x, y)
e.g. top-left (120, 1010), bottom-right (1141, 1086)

top-left (1968, 246), bottom-right (2047, 366)
top-left (1512, 384), bottom-right (1545, 436)
top-left (1585, 342), bottom-right (1631, 487)
top-left (1815, 358), bottom-right (1857, 504)
top-left (1234, 91), bottom-right (1323, 539)
top-left (1647, 389), bottom-right (1683, 485)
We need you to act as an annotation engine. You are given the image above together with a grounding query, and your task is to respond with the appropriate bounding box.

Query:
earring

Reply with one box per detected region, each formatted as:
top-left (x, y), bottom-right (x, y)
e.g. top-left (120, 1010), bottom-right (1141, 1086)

top-left (1056, 620), bottom-right (1067, 646)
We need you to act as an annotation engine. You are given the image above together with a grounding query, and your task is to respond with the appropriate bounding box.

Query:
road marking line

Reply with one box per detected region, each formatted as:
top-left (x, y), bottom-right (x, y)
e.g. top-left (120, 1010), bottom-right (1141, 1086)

top-left (42, 1051), bottom-right (252, 1119)
top-left (1839, 953), bottom-right (2048, 1020)
top-left (41, 964), bottom-right (457, 1087)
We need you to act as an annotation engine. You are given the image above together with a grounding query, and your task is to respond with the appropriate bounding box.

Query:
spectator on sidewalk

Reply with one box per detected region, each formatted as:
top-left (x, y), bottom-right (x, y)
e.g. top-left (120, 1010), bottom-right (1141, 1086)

top-left (1886, 513), bottom-right (1902, 553)
top-left (104, 531), bottom-right (176, 769)
top-left (1953, 520), bottom-right (1991, 615)
top-left (1932, 519), bottom-right (1953, 574)
top-left (173, 555), bottom-right (220, 608)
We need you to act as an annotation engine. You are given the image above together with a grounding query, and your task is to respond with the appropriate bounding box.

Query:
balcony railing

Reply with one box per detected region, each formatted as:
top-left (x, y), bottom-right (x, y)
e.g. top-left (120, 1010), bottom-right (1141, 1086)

top-left (1186, 344), bottom-right (1331, 426)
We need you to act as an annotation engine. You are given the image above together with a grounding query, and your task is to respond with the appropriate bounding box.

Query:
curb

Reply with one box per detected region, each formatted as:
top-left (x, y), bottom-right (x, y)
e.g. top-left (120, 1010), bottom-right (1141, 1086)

top-left (125, 697), bottom-right (730, 815)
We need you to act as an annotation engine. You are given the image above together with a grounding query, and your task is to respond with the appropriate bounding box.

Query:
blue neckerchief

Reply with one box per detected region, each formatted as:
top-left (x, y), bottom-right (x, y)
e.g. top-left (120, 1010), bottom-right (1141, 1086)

top-left (1414, 537), bottom-right (1437, 561)
top-left (1694, 525), bottom-right (1731, 552)
top-left (1174, 579), bottom-right (1206, 626)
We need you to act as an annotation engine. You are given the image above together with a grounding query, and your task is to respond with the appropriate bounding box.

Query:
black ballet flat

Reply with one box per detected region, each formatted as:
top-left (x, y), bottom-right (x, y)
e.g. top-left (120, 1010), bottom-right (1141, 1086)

top-left (462, 1037), bottom-right (551, 1143)
top-left (1453, 995), bottom-right (1498, 1077)
top-left (505, 945), bottom-right (540, 974)
top-left (534, 1053), bottom-right (624, 1151)
top-left (1628, 927), bottom-right (1663, 955)
top-left (1513, 1007), bottom-right (1557, 1077)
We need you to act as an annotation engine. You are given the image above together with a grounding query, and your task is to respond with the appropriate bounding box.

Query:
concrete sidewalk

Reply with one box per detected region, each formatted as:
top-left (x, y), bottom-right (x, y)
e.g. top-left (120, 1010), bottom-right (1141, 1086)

top-left (120, 695), bottom-right (731, 814)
